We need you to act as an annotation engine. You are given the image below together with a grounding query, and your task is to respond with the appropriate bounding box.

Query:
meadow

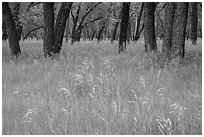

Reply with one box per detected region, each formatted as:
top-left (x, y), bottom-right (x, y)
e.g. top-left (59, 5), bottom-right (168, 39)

top-left (2, 39), bottom-right (202, 135)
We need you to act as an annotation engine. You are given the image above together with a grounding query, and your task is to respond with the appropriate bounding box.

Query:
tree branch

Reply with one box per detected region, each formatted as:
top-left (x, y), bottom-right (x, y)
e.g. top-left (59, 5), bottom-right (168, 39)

top-left (23, 26), bottom-right (44, 40)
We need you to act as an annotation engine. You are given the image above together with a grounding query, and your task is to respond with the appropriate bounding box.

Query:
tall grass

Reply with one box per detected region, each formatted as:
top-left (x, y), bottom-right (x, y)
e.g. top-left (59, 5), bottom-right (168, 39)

top-left (2, 39), bottom-right (202, 135)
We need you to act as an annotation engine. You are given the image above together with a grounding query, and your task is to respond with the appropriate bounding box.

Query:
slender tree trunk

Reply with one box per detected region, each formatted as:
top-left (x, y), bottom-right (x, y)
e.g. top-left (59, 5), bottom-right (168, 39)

top-left (144, 2), bottom-right (157, 52)
top-left (190, 2), bottom-right (198, 44)
top-left (2, 20), bottom-right (8, 40)
top-left (2, 2), bottom-right (21, 58)
top-left (71, 3), bottom-right (81, 44)
top-left (133, 2), bottom-right (144, 41)
top-left (54, 2), bottom-right (73, 54)
top-left (127, 18), bottom-right (131, 43)
top-left (163, 2), bottom-right (176, 57)
top-left (97, 26), bottom-right (105, 42)
top-left (43, 2), bottom-right (54, 57)
top-left (65, 9), bottom-right (71, 42)
top-left (172, 3), bottom-right (188, 59)
top-left (111, 21), bottom-right (120, 43)
top-left (119, 2), bottom-right (130, 53)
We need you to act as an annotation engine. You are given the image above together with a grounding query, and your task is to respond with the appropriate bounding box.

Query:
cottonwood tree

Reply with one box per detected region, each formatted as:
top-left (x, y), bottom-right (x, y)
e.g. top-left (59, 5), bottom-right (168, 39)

top-left (2, 20), bottom-right (8, 40)
top-left (12, 2), bottom-right (22, 41)
top-left (133, 2), bottom-right (144, 41)
top-left (2, 2), bottom-right (21, 58)
top-left (118, 2), bottom-right (130, 53)
top-left (54, 2), bottom-right (73, 54)
top-left (43, 2), bottom-right (55, 57)
top-left (172, 2), bottom-right (188, 59)
top-left (163, 2), bottom-right (188, 59)
top-left (144, 2), bottom-right (157, 52)
top-left (163, 2), bottom-right (175, 58)
top-left (43, 2), bottom-right (73, 58)
top-left (70, 2), bottom-right (102, 44)
top-left (189, 2), bottom-right (198, 44)
top-left (110, 4), bottom-right (121, 43)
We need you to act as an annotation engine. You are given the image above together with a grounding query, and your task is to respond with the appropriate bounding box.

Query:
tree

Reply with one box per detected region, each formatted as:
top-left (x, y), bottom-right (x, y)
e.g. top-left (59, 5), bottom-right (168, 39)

top-left (118, 2), bottom-right (130, 53)
top-left (190, 2), bottom-right (198, 44)
top-left (133, 3), bottom-right (144, 41)
top-left (70, 2), bottom-right (102, 44)
top-left (2, 20), bottom-right (8, 40)
top-left (12, 2), bottom-right (22, 41)
top-left (2, 2), bottom-right (21, 58)
top-left (54, 2), bottom-right (73, 54)
top-left (43, 2), bottom-right (55, 57)
top-left (172, 3), bottom-right (188, 59)
top-left (144, 2), bottom-right (157, 52)
top-left (163, 2), bottom-right (176, 58)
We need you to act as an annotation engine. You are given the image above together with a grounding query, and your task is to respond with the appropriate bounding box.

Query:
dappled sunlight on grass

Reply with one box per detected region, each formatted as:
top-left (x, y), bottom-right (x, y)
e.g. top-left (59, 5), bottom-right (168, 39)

top-left (2, 39), bottom-right (202, 135)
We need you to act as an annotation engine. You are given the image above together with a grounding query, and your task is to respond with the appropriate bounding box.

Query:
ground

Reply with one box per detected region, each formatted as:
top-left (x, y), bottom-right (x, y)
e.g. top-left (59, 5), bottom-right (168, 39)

top-left (2, 39), bottom-right (202, 135)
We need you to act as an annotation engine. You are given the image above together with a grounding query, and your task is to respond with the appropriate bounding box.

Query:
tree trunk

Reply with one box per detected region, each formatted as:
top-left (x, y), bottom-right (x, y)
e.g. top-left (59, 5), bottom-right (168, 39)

top-left (144, 2), bottom-right (157, 52)
top-left (190, 2), bottom-right (198, 44)
top-left (118, 2), bottom-right (130, 53)
top-left (13, 2), bottom-right (22, 41)
top-left (54, 2), bottom-right (73, 54)
top-left (127, 18), bottom-right (131, 44)
top-left (2, 2), bottom-right (21, 58)
top-left (111, 21), bottom-right (120, 43)
top-left (97, 26), bottom-right (105, 42)
top-left (163, 2), bottom-right (176, 57)
top-left (133, 2), bottom-right (144, 41)
top-left (172, 3), bottom-right (188, 59)
top-left (65, 8), bottom-right (71, 42)
top-left (2, 20), bottom-right (8, 40)
top-left (43, 2), bottom-right (55, 57)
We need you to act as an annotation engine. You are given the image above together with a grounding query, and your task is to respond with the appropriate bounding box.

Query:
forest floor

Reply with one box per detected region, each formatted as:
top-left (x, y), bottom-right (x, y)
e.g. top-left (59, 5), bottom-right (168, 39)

top-left (2, 39), bottom-right (202, 135)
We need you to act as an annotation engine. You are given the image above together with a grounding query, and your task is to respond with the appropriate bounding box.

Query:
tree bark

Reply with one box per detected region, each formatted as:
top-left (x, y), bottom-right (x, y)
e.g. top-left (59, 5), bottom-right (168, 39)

top-left (133, 3), bottom-right (144, 41)
top-left (13, 2), bottom-right (22, 41)
top-left (97, 26), bottom-right (105, 42)
top-left (43, 2), bottom-right (55, 57)
top-left (54, 2), bottom-right (73, 54)
top-left (71, 3), bottom-right (81, 44)
top-left (2, 20), bottom-right (8, 40)
top-left (118, 2), bottom-right (130, 53)
top-left (111, 21), bottom-right (120, 43)
top-left (2, 2), bottom-right (21, 58)
top-left (190, 2), bottom-right (198, 44)
top-left (144, 2), bottom-right (157, 52)
top-left (65, 7), bottom-right (71, 42)
top-left (163, 2), bottom-right (176, 57)
top-left (172, 3), bottom-right (188, 59)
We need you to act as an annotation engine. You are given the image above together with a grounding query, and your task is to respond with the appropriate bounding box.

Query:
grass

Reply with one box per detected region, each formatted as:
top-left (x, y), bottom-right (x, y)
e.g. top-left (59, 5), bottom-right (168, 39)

top-left (2, 39), bottom-right (202, 135)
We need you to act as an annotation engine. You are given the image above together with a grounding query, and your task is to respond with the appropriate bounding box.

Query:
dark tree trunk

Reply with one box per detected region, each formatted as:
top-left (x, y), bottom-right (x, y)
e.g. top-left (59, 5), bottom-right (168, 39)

top-left (172, 3), bottom-right (188, 59)
top-left (91, 30), bottom-right (97, 40)
top-left (163, 2), bottom-right (176, 57)
top-left (13, 2), bottom-right (22, 41)
top-left (43, 2), bottom-right (55, 57)
top-left (2, 2), bottom-right (21, 57)
top-left (71, 3), bottom-right (81, 44)
top-left (118, 2), bottom-right (130, 53)
top-left (144, 2), bottom-right (157, 52)
top-left (54, 2), bottom-right (73, 54)
top-left (111, 21), bottom-right (120, 43)
top-left (127, 18), bottom-right (131, 44)
top-left (133, 2), bottom-right (144, 41)
top-left (190, 2), bottom-right (198, 44)
top-left (97, 26), bottom-right (105, 42)
top-left (2, 20), bottom-right (8, 40)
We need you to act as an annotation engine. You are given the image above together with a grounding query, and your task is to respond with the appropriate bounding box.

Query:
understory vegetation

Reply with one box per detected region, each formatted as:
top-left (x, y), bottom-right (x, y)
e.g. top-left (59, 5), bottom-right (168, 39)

top-left (2, 39), bottom-right (202, 135)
